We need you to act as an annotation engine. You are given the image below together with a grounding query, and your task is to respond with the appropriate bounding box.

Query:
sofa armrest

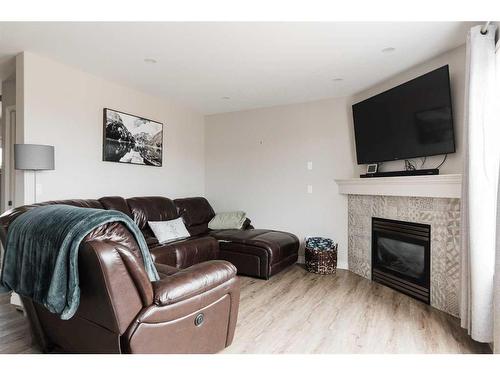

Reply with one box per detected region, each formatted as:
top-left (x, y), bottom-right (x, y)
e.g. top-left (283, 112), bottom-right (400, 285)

top-left (152, 260), bottom-right (237, 306)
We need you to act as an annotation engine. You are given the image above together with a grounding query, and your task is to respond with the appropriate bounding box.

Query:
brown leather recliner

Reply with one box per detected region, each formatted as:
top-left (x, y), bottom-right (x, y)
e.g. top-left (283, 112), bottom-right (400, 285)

top-left (0, 199), bottom-right (240, 354)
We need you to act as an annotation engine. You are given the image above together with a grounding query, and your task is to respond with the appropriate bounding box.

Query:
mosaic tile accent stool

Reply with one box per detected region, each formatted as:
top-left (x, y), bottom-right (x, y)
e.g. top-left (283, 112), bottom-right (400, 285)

top-left (348, 195), bottom-right (461, 317)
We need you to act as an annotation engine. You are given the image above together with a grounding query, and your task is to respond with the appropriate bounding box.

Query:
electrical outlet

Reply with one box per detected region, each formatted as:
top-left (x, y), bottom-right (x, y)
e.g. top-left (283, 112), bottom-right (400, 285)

top-left (307, 161), bottom-right (313, 170)
top-left (307, 185), bottom-right (313, 194)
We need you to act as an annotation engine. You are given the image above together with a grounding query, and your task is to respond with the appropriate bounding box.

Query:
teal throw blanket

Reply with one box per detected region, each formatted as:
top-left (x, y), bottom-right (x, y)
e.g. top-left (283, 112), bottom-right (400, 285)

top-left (0, 204), bottom-right (159, 319)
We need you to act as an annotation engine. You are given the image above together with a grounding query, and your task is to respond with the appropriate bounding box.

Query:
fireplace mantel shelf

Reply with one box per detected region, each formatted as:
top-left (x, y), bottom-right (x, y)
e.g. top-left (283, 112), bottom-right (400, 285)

top-left (335, 174), bottom-right (462, 199)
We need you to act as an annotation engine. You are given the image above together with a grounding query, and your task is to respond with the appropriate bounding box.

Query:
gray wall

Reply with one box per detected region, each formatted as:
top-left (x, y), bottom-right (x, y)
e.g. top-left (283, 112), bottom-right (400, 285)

top-left (205, 45), bottom-right (467, 268)
top-left (17, 52), bottom-right (206, 203)
top-left (206, 96), bottom-right (356, 268)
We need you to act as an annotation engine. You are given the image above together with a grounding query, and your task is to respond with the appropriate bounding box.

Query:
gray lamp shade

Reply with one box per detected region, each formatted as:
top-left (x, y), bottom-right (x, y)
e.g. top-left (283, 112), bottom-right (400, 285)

top-left (14, 144), bottom-right (55, 171)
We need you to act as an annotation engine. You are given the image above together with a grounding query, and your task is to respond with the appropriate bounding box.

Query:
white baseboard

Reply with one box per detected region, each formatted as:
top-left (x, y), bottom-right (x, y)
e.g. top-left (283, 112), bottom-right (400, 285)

top-left (297, 256), bottom-right (348, 270)
top-left (337, 261), bottom-right (348, 270)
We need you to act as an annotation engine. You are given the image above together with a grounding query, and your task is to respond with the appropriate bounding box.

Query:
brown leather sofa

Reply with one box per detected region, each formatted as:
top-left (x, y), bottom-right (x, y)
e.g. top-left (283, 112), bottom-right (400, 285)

top-left (0, 199), bottom-right (240, 354)
top-left (99, 196), bottom-right (299, 279)
top-left (100, 196), bottom-right (221, 269)
top-left (0, 195), bottom-right (299, 353)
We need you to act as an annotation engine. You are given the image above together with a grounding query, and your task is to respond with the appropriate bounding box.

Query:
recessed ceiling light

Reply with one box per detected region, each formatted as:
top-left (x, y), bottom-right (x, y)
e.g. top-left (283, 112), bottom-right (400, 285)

top-left (144, 58), bottom-right (157, 64)
top-left (381, 47), bottom-right (396, 54)
top-left (221, 96), bottom-right (231, 100)
top-left (332, 78), bottom-right (343, 82)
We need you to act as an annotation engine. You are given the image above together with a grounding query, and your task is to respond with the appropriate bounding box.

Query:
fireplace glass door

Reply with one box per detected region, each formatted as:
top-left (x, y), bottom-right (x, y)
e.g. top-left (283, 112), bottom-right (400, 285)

top-left (372, 217), bottom-right (430, 303)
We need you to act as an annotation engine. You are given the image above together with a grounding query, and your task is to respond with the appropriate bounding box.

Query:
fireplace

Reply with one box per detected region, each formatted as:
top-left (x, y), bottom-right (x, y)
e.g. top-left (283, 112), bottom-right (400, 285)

top-left (372, 217), bottom-right (430, 304)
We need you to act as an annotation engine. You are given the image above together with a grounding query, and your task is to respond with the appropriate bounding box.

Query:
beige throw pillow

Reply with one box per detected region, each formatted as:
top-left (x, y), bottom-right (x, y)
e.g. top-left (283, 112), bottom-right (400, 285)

top-left (208, 211), bottom-right (247, 230)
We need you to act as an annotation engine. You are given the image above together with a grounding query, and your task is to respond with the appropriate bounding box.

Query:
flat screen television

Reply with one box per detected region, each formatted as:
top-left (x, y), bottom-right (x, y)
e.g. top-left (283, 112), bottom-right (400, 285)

top-left (352, 65), bottom-right (455, 165)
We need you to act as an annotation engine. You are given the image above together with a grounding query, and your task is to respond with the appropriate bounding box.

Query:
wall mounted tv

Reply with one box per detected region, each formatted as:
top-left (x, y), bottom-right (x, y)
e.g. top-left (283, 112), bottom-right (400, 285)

top-left (352, 65), bottom-right (455, 165)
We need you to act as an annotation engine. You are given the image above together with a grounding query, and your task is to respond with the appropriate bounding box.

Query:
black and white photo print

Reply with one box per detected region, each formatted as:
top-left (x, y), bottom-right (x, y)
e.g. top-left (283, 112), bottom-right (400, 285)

top-left (103, 108), bottom-right (163, 167)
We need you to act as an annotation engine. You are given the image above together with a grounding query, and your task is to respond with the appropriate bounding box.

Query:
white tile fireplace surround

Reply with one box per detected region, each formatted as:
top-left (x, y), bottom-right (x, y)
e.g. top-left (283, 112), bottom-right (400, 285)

top-left (335, 175), bottom-right (462, 317)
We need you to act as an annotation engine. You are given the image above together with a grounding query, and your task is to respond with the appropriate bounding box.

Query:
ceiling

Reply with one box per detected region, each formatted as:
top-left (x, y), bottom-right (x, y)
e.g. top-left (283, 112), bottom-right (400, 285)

top-left (0, 22), bottom-right (474, 114)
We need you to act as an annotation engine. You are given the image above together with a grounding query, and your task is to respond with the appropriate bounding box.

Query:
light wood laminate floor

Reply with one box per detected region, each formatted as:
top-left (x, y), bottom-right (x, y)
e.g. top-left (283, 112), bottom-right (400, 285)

top-left (0, 266), bottom-right (490, 354)
top-left (0, 293), bottom-right (37, 353)
top-left (223, 266), bottom-right (489, 354)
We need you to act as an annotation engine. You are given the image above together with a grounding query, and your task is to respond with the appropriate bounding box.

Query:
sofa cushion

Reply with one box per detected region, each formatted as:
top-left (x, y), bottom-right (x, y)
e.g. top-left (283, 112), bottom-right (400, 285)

top-left (148, 243), bottom-right (177, 267)
top-left (174, 197), bottom-right (215, 236)
top-left (127, 197), bottom-right (178, 233)
top-left (99, 196), bottom-right (133, 217)
top-left (149, 236), bottom-right (219, 269)
top-left (44, 199), bottom-right (103, 209)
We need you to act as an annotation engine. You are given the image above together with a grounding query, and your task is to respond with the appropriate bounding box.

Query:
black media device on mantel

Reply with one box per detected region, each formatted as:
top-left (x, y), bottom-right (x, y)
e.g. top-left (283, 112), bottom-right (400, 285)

top-left (360, 168), bottom-right (439, 178)
top-left (352, 65), bottom-right (456, 176)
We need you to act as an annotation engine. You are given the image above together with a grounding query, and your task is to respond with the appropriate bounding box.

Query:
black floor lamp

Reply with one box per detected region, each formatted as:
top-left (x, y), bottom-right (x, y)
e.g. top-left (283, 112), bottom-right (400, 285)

top-left (14, 144), bottom-right (55, 204)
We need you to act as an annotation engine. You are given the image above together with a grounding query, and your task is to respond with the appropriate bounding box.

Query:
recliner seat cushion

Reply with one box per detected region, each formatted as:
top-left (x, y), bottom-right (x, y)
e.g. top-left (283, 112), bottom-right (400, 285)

top-left (152, 260), bottom-right (236, 306)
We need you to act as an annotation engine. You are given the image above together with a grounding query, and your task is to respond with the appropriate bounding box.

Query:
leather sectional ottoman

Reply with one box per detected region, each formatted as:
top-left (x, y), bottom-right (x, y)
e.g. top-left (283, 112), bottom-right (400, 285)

top-left (213, 230), bottom-right (299, 279)
top-left (174, 197), bottom-right (299, 279)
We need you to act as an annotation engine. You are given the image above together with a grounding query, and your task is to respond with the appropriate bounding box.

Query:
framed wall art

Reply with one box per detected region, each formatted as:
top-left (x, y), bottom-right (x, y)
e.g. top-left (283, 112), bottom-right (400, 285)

top-left (103, 108), bottom-right (163, 167)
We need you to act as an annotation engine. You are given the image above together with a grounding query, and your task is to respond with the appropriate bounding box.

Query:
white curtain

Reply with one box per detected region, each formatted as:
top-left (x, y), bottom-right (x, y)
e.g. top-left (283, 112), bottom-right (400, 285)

top-left (495, 157), bottom-right (500, 352)
top-left (495, 32), bottom-right (500, 353)
top-left (460, 24), bottom-right (500, 344)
